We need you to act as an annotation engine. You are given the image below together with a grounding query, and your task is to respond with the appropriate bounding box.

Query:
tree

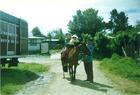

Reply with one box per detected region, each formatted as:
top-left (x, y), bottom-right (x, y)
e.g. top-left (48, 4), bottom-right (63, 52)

top-left (68, 10), bottom-right (85, 37)
top-left (83, 8), bottom-right (104, 37)
top-left (81, 33), bottom-right (92, 42)
top-left (47, 32), bottom-right (52, 41)
top-left (68, 8), bottom-right (104, 38)
top-left (32, 27), bottom-right (45, 37)
top-left (46, 28), bottom-right (65, 49)
top-left (94, 32), bottom-right (112, 58)
top-left (135, 21), bottom-right (140, 31)
top-left (47, 28), bottom-right (65, 42)
top-left (106, 9), bottom-right (129, 34)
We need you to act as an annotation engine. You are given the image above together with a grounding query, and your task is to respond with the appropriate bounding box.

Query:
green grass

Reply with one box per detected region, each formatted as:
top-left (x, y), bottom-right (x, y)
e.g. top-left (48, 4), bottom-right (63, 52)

top-left (100, 54), bottom-right (140, 94)
top-left (1, 63), bottom-right (49, 95)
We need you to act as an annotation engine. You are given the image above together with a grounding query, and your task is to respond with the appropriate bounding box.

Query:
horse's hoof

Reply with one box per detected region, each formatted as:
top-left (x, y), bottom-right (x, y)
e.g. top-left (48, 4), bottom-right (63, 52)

top-left (71, 78), bottom-right (76, 81)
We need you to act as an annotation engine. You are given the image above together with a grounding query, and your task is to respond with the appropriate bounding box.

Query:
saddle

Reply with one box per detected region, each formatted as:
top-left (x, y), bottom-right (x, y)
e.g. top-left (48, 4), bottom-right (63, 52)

top-left (68, 47), bottom-right (76, 59)
top-left (61, 47), bottom-right (70, 59)
top-left (61, 47), bottom-right (76, 60)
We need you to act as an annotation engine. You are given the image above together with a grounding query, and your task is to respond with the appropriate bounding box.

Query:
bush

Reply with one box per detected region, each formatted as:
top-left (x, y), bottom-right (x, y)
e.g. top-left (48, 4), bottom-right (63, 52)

top-left (94, 28), bottom-right (140, 58)
top-left (101, 54), bottom-right (140, 82)
top-left (94, 32), bottom-right (112, 58)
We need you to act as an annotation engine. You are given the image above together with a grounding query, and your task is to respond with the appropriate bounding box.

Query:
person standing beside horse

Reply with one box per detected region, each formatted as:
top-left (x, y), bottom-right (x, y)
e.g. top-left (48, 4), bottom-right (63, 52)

top-left (83, 39), bottom-right (94, 83)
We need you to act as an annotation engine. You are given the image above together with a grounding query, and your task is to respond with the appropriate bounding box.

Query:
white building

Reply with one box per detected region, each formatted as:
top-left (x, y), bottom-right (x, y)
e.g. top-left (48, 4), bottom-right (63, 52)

top-left (28, 36), bottom-right (49, 54)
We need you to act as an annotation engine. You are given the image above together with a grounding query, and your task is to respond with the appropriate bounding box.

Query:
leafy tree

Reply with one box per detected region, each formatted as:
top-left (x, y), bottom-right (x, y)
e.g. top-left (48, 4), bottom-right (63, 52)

top-left (53, 29), bottom-right (65, 41)
top-left (68, 8), bottom-right (104, 38)
top-left (47, 28), bottom-right (65, 42)
top-left (68, 10), bottom-right (85, 37)
top-left (32, 27), bottom-right (45, 37)
top-left (83, 8), bottom-right (104, 37)
top-left (104, 29), bottom-right (139, 57)
top-left (81, 33), bottom-right (92, 42)
top-left (94, 32), bottom-right (112, 58)
top-left (46, 32), bottom-right (52, 52)
top-left (106, 9), bottom-right (129, 34)
top-left (46, 28), bottom-right (65, 49)
top-left (135, 21), bottom-right (140, 31)
top-left (47, 32), bottom-right (52, 41)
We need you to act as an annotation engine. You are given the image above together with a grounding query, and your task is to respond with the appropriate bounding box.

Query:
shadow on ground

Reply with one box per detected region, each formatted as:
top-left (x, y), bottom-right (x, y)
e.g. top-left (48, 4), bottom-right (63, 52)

top-left (1, 68), bottom-right (39, 87)
top-left (66, 78), bottom-right (113, 92)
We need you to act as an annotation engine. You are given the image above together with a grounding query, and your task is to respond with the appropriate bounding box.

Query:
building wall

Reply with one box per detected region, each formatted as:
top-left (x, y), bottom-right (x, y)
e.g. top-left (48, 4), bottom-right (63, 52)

top-left (28, 37), bottom-right (49, 54)
top-left (28, 38), bottom-right (41, 54)
top-left (0, 11), bottom-right (28, 57)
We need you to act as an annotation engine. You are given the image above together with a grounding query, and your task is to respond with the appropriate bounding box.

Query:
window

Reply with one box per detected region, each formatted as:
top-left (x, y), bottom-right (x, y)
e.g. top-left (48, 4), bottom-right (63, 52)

top-left (0, 20), bottom-right (8, 35)
top-left (9, 23), bottom-right (15, 36)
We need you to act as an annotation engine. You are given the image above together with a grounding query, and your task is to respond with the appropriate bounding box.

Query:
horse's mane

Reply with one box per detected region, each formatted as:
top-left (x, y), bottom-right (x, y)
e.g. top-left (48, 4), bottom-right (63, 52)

top-left (80, 43), bottom-right (91, 55)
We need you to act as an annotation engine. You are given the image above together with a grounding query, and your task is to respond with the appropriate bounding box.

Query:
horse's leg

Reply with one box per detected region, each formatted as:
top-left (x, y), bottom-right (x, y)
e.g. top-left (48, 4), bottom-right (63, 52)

top-left (73, 65), bottom-right (77, 80)
top-left (68, 64), bottom-right (71, 76)
top-left (63, 61), bottom-right (65, 78)
top-left (70, 65), bottom-right (75, 81)
top-left (69, 65), bottom-right (72, 80)
top-left (61, 59), bottom-right (65, 78)
top-left (72, 65), bottom-right (74, 80)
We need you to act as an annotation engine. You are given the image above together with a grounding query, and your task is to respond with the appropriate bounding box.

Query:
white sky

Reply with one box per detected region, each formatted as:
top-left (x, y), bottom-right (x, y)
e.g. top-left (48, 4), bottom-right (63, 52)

top-left (0, 0), bottom-right (140, 36)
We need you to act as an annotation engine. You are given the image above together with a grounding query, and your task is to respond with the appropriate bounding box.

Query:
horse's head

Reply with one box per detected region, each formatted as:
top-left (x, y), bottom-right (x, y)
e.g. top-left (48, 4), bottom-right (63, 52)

top-left (77, 42), bottom-right (90, 55)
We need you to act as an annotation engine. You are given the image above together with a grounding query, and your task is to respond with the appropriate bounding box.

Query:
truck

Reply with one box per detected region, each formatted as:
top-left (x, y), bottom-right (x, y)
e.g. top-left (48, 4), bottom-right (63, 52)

top-left (0, 11), bottom-right (28, 67)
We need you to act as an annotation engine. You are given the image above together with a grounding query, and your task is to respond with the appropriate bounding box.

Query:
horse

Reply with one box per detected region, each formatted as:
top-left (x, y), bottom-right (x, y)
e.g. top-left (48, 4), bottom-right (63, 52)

top-left (61, 42), bottom-right (88, 81)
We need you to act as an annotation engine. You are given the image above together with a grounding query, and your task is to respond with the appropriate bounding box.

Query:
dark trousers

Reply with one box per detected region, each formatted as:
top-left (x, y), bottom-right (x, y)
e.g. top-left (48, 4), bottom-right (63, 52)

top-left (62, 59), bottom-right (68, 72)
top-left (84, 62), bottom-right (93, 82)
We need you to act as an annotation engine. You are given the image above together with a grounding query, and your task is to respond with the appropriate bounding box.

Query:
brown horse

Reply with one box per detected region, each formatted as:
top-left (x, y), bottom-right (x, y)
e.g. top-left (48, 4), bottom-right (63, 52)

top-left (61, 43), bottom-right (87, 81)
top-left (68, 46), bottom-right (79, 81)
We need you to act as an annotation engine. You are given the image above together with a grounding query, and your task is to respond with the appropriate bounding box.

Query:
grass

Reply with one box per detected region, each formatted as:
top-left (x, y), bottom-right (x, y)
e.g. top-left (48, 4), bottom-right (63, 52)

top-left (1, 63), bottom-right (49, 95)
top-left (100, 54), bottom-right (140, 94)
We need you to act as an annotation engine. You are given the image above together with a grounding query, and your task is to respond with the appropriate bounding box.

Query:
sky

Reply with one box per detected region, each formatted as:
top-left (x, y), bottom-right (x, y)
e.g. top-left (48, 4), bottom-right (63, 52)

top-left (0, 0), bottom-right (140, 36)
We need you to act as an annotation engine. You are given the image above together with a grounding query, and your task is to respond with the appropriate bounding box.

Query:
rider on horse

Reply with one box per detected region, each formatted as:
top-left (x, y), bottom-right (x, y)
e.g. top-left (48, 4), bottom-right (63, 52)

top-left (61, 34), bottom-right (79, 76)
top-left (62, 34), bottom-right (79, 57)
top-left (69, 34), bottom-right (79, 47)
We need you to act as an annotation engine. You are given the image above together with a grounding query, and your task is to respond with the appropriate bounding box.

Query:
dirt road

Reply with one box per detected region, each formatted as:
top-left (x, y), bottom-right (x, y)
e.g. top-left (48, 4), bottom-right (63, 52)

top-left (17, 53), bottom-right (126, 95)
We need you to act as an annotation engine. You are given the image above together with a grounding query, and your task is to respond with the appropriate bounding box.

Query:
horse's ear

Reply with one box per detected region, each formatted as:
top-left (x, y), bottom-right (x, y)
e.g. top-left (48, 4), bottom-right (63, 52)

top-left (80, 41), bottom-right (84, 44)
top-left (81, 41), bottom-right (86, 45)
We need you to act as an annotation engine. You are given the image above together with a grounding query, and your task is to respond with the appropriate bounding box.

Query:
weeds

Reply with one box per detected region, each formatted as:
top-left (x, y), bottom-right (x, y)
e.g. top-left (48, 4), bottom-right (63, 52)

top-left (100, 54), bottom-right (140, 94)
top-left (1, 63), bottom-right (49, 95)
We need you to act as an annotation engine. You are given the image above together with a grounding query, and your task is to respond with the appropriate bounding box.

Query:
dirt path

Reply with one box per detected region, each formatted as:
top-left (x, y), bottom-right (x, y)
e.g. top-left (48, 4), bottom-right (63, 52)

top-left (17, 53), bottom-right (126, 95)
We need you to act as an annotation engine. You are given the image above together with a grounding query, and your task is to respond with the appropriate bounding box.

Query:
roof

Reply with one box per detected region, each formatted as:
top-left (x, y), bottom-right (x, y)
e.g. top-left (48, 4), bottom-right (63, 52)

top-left (0, 11), bottom-right (19, 25)
top-left (43, 39), bottom-right (59, 41)
top-left (28, 37), bottom-right (59, 41)
top-left (28, 36), bottom-right (45, 39)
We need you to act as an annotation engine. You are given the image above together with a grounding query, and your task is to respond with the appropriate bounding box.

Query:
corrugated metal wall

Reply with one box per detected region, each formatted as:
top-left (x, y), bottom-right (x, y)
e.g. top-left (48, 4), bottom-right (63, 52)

top-left (20, 19), bottom-right (28, 55)
top-left (0, 11), bottom-right (28, 57)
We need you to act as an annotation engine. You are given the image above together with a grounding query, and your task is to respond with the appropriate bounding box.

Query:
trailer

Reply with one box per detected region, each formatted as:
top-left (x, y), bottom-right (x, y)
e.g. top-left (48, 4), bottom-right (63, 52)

top-left (0, 11), bottom-right (28, 67)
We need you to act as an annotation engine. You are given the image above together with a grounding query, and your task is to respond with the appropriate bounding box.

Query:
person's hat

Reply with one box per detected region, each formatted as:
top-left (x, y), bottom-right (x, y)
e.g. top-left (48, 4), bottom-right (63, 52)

top-left (71, 34), bottom-right (78, 38)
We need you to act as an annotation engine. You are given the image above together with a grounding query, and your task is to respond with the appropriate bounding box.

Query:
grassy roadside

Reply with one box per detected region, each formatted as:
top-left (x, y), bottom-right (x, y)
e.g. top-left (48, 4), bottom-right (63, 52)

top-left (1, 63), bottom-right (49, 95)
top-left (99, 54), bottom-right (140, 95)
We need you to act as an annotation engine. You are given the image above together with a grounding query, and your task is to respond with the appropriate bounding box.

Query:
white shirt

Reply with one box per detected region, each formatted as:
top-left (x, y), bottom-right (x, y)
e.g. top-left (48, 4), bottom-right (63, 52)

top-left (69, 38), bottom-right (79, 45)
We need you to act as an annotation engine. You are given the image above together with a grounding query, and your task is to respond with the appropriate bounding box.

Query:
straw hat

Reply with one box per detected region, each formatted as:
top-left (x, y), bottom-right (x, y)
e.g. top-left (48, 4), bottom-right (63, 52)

top-left (71, 34), bottom-right (78, 38)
